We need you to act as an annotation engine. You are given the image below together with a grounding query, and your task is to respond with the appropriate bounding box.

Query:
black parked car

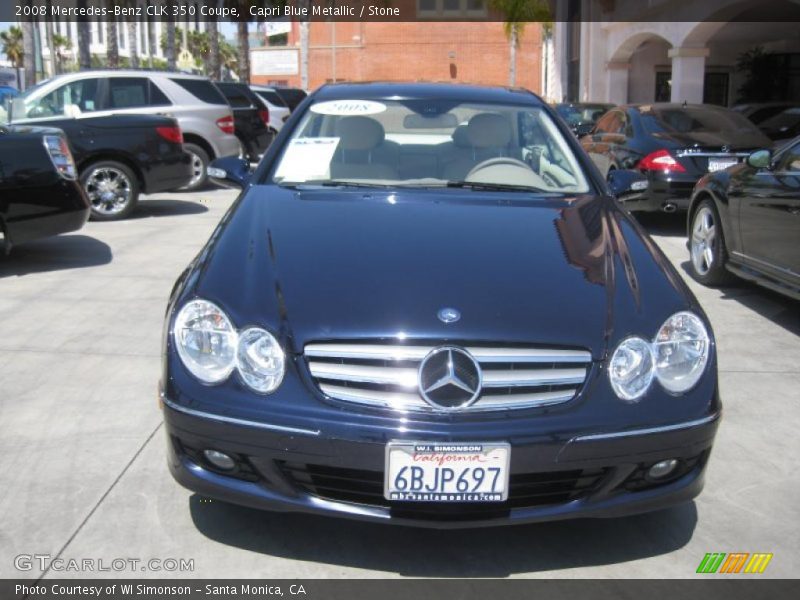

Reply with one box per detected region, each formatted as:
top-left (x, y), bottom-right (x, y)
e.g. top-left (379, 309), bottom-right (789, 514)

top-left (756, 107), bottom-right (800, 146)
top-left (0, 124), bottom-right (89, 251)
top-left (555, 102), bottom-right (614, 136)
top-left (19, 113), bottom-right (192, 220)
top-left (687, 138), bottom-right (800, 300)
top-left (161, 83), bottom-right (720, 528)
top-left (215, 82), bottom-right (273, 162)
top-left (272, 87), bottom-right (308, 112)
top-left (581, 103), bottom-right (772, 212)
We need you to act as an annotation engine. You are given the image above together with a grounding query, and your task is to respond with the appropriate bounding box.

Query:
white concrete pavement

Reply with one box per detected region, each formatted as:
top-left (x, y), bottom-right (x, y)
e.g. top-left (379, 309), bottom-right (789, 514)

top-left (0, 192), bottom-right (797, 579)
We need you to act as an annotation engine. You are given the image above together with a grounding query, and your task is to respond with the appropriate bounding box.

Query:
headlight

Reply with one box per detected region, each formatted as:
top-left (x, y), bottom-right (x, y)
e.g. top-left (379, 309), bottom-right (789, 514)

top-left (236, 328), bottom-right (285, 394)
top-left (608, 336), bottom-right (655, 401)
top-left (173, 299), bottom-right (237, 383)
top-left (653, 312), bottom-right (709, 393)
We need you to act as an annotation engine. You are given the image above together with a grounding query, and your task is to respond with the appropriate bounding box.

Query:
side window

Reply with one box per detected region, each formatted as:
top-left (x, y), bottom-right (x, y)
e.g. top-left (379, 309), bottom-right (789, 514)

top-left (25, 78), bottom-right (99, 118)
top-left (594, 112), bottom-right (616, 134)
top-left (149, 81), bottom-right (171, 106)
top-left (776, 142), bottom-right (800, 172)
top-left (222, 88), bottom-right (253, 109)
top-left (606, 111), bottom-right (625, 135)
top-left (108, 78), bottom-right (149, 108)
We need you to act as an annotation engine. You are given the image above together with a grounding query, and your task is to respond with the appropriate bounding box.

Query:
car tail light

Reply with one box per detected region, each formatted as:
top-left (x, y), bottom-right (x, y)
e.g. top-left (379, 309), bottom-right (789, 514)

top-left (638, 149), bottom-right (686, 173)
top-left (43, 135), bottom-right (77, 180)
top-left (216, 115), bottom-right (235, 135)
top-left (156, 125), bottom-right (184, 144)
top-left (258, 108), bottom-right (270, 126)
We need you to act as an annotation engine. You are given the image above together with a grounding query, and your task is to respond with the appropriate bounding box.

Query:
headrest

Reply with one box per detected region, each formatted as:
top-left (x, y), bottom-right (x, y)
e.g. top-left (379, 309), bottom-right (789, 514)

top-left (451, 124), bottom-right (470, 148)
top-left (335, 116), bottom-right (385, 151)
top-left (466, 113), bottom-right (512, 148)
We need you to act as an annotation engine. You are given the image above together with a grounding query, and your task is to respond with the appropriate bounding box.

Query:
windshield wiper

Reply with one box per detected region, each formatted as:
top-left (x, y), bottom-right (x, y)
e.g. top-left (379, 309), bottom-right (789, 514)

top-left (446, 181), bottom-right (551, 193)
top-left (294, 180), bottom-right (396, 189)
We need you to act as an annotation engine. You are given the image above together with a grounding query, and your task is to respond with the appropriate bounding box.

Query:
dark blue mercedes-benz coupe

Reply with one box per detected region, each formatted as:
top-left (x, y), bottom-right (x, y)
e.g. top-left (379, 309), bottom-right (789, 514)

top-left (160, 83), bottom-right (721, 528)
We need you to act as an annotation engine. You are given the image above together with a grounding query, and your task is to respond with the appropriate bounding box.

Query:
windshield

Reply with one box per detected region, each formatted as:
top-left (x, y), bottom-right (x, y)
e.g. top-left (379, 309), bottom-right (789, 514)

top-left (640, 106), bottom-right (762, 135)
top-left (271, 98), bottom-right (590, 194)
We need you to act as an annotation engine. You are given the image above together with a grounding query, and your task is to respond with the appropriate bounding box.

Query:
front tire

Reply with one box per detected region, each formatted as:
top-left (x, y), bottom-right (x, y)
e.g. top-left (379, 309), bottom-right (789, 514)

top-left (689, 199), bottom-right (733, 286)
top-left (181, 143), bottom-right (210, 191)
top-left (81, 161), bottom-right (139, 221)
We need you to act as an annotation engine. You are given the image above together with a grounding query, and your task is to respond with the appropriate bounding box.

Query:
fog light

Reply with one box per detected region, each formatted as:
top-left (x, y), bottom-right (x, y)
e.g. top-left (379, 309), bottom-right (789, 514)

top-left (202, 449), bottom-right (236, 471)
top-left (648, 459), bottom-right (679, 479)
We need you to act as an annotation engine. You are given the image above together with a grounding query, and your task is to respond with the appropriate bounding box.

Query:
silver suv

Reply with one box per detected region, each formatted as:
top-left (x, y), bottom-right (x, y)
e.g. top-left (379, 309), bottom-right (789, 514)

top-left (7, 70), bottom-right (240, 190)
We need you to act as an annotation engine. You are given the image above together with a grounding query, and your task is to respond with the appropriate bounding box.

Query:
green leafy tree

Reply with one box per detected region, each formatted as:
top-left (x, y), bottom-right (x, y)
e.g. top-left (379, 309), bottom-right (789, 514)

top-left (0, 26), bottom-right (24, 68)
top-left (52, 33), bottom-right (72, 74)
top-left (489, 0), bottom-right (552, 86)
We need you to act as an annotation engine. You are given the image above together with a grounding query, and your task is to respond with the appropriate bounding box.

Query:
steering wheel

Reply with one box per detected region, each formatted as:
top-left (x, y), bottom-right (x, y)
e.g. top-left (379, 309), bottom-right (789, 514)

top-left (466, 157), bottom-right (533, 179)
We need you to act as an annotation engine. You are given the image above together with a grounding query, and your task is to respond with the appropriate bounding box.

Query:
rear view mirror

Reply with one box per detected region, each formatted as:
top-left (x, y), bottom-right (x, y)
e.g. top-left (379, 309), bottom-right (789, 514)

top-left (607, 169), bottom-right (648, 197)
top-left (746, 149), bottom-right (771, 169)
top-left (207, 157), bottom-right (252, 190)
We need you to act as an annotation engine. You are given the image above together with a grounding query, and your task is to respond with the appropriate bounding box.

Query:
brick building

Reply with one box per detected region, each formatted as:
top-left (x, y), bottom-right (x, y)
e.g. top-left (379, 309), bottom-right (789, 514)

top-left (250, 21), bottom-right (543, 93)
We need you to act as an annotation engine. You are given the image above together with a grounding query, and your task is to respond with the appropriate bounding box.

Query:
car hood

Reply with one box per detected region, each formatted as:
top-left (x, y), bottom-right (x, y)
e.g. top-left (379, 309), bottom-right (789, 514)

top-left (190, 188), bottom-right (694, 359)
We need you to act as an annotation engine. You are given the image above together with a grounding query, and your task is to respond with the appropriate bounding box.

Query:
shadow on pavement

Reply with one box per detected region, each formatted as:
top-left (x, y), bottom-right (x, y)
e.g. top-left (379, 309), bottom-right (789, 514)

top-left (679, 261), bottom-right (800, 336)
top-left (633, 212), bottom-right (687, 238)
top-left (189, 497), bottom-right (698, 576)
top-left (131, 198), bottom-right (210, 219)
top-left (0, 234), bottom-right (112, 278)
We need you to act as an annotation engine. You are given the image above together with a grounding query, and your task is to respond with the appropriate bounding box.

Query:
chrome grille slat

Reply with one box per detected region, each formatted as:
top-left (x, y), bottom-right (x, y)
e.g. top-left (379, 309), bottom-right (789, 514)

top-left (306, 342), bottom-right (592, 413)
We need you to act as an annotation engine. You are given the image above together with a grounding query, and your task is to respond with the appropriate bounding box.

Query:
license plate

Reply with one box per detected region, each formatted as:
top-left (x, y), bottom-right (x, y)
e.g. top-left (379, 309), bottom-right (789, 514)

top-left (384, 442), bottom-right (510, 502)
top-left (708, 158), bottom-right (738, 172)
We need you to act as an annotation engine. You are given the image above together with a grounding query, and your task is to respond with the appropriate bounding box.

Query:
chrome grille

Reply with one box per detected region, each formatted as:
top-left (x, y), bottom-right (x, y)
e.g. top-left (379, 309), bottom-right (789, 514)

top-left (305, 342), bottom-right (592, 412)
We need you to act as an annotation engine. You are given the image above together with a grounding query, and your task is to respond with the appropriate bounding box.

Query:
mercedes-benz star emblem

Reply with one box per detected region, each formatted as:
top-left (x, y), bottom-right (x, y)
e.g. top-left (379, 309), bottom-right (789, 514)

top-left (437, 307), bottom-right (461, 324)
top-left (418, 347), bottom-right (482, 410)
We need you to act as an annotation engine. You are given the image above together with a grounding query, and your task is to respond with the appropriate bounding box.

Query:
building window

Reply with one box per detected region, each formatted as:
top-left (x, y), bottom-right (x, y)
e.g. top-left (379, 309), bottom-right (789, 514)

top-left (655, 71), bottom-right (671, 102)
top-left (703, 72), bottom-right (730, 106)
top-left (417, 0), bottom-right (487, 16)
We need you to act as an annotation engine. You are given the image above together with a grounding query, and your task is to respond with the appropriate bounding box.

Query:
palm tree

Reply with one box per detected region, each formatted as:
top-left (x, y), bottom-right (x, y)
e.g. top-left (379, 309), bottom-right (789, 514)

top-left (147, 16), bottom-right (156, 68)
top-left (77, 1), bottom-right (91, 70)
top-left (51, 33), bottom-right (72, 74)
top-left (106, 17), bottom-right (119, 68)
top-left (21, 21), bottom-right (36, 87)
top-left (207, 20), bottom-right (220, 81)
top-left (237, 21), bottom-right (250, 83)
top-left (44, 18), bottom-right (56, 75)
top-left (127, 18), bottom-right (139, 69)
top-left (165, 18), bottom-right (176, 70)
top-left (0, 26), bottom-right (24, 68)
top-left (489, 0), bottom-right (551, 87)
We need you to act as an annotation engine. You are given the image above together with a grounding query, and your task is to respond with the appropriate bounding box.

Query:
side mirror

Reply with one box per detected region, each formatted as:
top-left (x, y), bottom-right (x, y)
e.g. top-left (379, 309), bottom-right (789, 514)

top-left (207, 156), bottom-right (252, 190)
top-left (746, 149), bottom-right (771, 169)
top-left (607, 169), bottom-right (648, 197)
top-left (574, 122), bottom-right (594, 137)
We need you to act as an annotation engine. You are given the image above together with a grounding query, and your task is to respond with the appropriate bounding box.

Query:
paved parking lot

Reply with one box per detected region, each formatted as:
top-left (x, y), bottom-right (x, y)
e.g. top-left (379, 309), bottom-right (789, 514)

top-left (0, 190), bottom-right (797, 579)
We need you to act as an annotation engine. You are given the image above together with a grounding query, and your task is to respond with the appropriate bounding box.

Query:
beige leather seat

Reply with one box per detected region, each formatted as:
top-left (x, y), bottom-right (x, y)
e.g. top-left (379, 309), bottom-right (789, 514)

top-left (330, 116), bottom-right (399, 180)
top-left (440, 113), bottom-right (515, 181)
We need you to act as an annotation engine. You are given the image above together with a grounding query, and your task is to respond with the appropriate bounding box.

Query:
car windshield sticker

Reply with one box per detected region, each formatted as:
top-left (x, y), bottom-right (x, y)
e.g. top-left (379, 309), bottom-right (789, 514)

top-left (274, 137), bottom-right (340, 182)
top-left (310, 100), bottom-right (387, 116)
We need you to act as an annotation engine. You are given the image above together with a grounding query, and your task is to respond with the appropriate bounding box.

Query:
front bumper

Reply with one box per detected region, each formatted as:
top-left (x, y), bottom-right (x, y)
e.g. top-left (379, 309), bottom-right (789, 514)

top-left (162, 393), bottom-right (720, 529)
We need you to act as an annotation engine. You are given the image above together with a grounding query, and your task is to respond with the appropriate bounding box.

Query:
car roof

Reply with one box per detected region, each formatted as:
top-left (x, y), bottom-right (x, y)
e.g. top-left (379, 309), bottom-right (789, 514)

top-left (313, 82), bottom-right (542, 105)
top-left (43, 70), bottom-right (210, 81)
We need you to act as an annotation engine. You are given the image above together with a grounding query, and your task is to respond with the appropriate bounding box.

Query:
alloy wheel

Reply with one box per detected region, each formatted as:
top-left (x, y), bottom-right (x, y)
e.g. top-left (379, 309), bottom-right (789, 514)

top-left (85, 167), bottom-right (133, 216)
top-left (187, 151), bottom-right (206, 189)
top-left (691, 206), bottom-right (717, 276)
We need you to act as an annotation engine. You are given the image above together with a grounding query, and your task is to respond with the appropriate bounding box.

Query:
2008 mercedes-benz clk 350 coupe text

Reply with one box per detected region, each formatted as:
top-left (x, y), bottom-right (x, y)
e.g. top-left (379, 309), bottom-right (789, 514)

top-left (161, 83), bottom-right (721, 528)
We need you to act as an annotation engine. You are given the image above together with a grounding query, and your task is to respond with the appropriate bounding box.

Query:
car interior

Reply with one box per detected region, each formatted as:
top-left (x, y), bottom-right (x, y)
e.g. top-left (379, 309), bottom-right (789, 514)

top-left (274, 102), bottom-right (587, 193)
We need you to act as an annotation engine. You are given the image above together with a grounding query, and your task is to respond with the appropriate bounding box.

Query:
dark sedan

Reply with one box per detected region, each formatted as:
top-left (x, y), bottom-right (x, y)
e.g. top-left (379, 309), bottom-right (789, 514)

top-left (581, 103), bottom-right (771, 212)
top-left (554, 102), bottom-right (614, 136)
top-left (687, 138), bottom-right (800, 300)
top-left (20, 113), bottom-right (192, 220)
top-left (215, 82), bottom-right (274, 162)
top-left (0, 124), bottom-right (89, 252)
top-left (161, 83), bottom-right (720, 528)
